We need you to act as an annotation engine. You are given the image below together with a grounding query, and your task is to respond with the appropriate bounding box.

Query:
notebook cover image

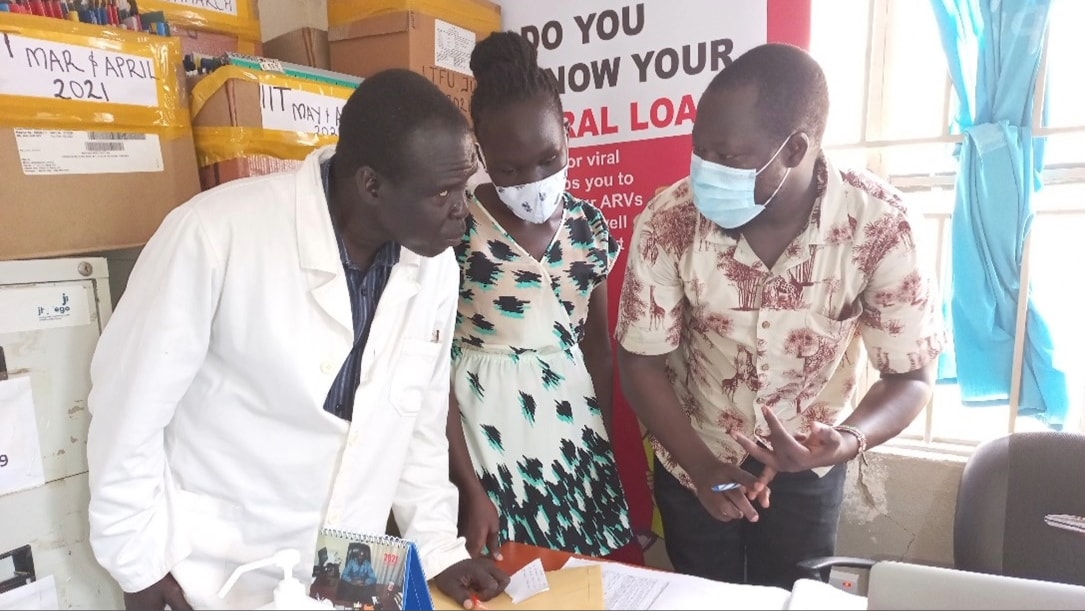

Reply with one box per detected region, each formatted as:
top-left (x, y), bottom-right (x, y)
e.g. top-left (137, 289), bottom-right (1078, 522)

top-left (310, 530), bottom-right (434, 610)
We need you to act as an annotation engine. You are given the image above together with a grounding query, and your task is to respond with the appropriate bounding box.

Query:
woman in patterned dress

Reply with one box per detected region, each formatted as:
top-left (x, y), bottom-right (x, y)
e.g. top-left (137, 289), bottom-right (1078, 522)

top-left (445, 31), bottom-right (635, 560)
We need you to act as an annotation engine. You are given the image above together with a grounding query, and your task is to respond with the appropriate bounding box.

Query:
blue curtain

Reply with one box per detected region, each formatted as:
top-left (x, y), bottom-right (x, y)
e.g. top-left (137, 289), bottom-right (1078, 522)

top-left (930, 0), bottom-right (1071, 426)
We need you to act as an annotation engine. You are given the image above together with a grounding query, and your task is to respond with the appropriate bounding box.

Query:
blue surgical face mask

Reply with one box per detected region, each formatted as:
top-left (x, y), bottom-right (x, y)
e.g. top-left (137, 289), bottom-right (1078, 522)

top-left (690, 136), bottom-right (793, 229)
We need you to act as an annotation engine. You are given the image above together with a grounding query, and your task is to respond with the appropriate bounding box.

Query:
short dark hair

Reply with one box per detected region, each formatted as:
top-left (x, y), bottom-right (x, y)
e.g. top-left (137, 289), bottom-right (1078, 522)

top-left (469, 31), bottom-right (563, 129)
top-left (335, 68), bottom-right (469, 182)
top-left (705, 43), bottom-right (829, 145)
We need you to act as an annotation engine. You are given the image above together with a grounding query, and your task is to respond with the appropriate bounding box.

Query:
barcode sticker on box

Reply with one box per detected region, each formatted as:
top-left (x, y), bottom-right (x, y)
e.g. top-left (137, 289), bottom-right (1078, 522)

top-left (14, 129), bottom-right (164, 175)
top-left (87, 132), bottom-right (149, 141)
top-left (259, 58), bottom-right (285, 73)
top-left (85, 141), bottom-right (126, 152)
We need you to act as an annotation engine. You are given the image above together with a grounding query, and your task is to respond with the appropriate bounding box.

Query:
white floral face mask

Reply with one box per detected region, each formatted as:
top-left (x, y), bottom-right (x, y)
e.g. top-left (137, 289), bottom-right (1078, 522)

top-left (491, 164), bottom-right (569, 224)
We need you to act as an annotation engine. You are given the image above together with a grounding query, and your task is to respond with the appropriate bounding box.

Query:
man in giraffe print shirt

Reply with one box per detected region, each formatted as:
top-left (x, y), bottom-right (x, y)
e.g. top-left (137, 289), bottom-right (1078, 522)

top-left (616, 44), bottom-right (946, 589)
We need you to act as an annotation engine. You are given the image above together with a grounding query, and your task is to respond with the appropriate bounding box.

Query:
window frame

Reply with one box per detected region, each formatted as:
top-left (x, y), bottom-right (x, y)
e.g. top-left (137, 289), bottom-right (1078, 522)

top-left (812, 0), bottom-right (1085, 446)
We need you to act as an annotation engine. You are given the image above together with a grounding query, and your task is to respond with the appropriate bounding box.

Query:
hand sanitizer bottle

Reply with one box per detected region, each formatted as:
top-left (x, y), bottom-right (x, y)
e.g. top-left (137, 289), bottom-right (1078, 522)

top-left (217, 549), bottom-right (335, 610)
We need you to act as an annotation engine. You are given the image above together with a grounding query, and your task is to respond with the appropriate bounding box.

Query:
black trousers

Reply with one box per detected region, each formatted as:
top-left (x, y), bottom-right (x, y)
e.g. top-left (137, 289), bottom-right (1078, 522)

top-left (653, 456), bottom-right (847, 589)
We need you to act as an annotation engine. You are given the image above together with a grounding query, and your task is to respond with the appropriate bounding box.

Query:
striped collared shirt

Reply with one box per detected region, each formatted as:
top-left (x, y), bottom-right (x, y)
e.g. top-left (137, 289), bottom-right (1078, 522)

top-left (320, 158), bottom-right (401, 421)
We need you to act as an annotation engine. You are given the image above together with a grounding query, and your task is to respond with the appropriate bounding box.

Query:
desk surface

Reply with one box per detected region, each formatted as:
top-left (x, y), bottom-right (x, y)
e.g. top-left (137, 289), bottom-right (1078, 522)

top-left (431, 543), bottom-right (604, 610)
top-left (495, 542), bottom-right (584, 574)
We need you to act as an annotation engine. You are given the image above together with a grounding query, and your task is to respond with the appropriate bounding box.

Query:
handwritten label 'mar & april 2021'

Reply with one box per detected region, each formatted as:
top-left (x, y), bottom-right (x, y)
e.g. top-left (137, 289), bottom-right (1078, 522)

top-left (0, 32), bottom-right (160, 108)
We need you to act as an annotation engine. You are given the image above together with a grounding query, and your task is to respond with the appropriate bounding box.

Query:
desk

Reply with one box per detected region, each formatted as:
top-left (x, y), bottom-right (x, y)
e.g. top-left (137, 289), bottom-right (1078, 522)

top-left (494, 542), bottom-right (586, 573)
top-left (463, 542), bottom-right (797, 611)
top-left (430, 543), bottom-right (605, 610)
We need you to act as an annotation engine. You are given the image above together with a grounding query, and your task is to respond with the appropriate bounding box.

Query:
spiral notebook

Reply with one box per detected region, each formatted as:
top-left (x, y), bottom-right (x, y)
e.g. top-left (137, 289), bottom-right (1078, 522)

top-left (310, 529), bottom-right (433, 611)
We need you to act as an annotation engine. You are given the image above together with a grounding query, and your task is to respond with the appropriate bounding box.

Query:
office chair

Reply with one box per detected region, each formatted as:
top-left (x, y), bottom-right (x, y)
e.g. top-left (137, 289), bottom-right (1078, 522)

top-left (954, 430), bottom-right (1085, 586)
top-left (798, 431), bottom-right (1085, 587)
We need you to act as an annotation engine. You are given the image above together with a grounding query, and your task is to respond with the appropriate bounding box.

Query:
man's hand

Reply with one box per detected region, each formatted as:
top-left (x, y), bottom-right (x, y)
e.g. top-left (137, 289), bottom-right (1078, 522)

top-left (688, 459), bottom-right (763, 523)
top-left (460, 491), bottom-right (504, 561)
top-left (731, 407), bottom-right (857, 473)
top-left (123, 573), bottom-right (192, 611)
top-left (746, 466), bottom-right (776, 509)
top-left (432, 558), bottom-right (510, 609)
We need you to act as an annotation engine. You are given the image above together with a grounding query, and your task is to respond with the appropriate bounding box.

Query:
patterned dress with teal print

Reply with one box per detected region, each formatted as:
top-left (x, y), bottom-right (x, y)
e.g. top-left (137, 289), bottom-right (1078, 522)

top-left (452, 192), bottom-right (633, 556)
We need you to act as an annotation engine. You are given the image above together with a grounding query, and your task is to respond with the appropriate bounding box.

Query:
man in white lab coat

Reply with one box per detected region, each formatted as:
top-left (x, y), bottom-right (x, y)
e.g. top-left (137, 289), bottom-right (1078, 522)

top-left (86, 69), bottom-right (510, 610)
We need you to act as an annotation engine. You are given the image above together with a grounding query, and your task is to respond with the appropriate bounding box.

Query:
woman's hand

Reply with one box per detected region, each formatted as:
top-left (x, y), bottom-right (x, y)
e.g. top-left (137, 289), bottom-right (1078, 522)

top-left (460, 490), bottom-right (503, 560)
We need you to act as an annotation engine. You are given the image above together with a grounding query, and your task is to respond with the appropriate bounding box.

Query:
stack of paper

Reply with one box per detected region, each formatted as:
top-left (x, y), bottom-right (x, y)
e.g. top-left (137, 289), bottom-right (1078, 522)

top-left (430, 564), bottom-right (604, 610)
top-left (562, 557), bottom-right (791, 610)
top-left (785, 579), bottom-right (866, 610)
top-left (433, 555), bottom-right (870, 610)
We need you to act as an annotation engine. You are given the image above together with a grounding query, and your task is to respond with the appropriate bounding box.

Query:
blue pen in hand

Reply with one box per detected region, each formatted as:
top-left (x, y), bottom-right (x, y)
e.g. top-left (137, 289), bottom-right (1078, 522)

top-left (711, 482), bottom-right (742, 492)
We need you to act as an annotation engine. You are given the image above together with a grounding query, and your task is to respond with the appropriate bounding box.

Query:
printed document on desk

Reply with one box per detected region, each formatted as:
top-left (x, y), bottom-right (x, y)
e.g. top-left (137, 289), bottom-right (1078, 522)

top-left (563, 558), bottom-right (791, 610)
top-left (431, 565), bottom-right (604, 610)
top-left (786, 579), bottom-right (866, 610)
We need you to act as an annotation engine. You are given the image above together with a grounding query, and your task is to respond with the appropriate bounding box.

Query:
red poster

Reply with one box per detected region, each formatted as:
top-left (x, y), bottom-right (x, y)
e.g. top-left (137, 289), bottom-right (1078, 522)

top-left (498, 0), bottom-right (811, 551)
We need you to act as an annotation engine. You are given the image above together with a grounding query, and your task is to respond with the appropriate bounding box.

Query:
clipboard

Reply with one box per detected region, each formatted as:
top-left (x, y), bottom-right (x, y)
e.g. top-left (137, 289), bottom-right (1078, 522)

top-left (430, 566), bottom-right (604, 611)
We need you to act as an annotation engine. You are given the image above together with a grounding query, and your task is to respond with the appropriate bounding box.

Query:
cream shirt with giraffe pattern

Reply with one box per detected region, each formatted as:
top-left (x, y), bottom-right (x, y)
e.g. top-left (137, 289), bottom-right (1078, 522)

top-left (616, 156), bottom-right (946, 488)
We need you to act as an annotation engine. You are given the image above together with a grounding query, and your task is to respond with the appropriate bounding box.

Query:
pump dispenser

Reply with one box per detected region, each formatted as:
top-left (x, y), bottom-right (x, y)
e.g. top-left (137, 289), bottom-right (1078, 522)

top-left (218, 549), bottom-right (334, 610)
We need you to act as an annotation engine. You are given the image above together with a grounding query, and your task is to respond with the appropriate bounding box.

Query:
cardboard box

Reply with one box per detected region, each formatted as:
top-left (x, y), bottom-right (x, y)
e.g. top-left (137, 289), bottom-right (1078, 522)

top-left (263, 27), bottom-right (330, 70)
top-left (0, 128), bottom-right (200, 260)
top-left (190, 67), bottom-right (352, 190)
top-left (138, 0), bottom-right (263, 57)
top-left (327, 0), bottom-right (500, 36)
top-left (192, 75), bottom-right (275, 190)
top-left (329, 8), bottom-right (500, 119)
top-left (0, 11), bottom-right (200, 261)
top-left (173, 24), bottom-right (263, 57)
top-left (199, 156), bottom-right (303, 190)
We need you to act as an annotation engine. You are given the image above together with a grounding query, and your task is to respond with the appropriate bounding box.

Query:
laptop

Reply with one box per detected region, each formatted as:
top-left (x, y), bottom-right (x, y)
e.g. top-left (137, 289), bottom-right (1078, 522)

top-left (866, 561), bottom-right (1085, 610)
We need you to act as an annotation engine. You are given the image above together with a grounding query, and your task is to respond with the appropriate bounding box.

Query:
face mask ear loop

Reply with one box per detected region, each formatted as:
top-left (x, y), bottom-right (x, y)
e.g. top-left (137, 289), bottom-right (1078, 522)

top-left (756, 133), bottom-right (794, 175)
top-left (475, 142), bottom-right (488, 172)
top-left (760, 167), bottom-right (792, 208)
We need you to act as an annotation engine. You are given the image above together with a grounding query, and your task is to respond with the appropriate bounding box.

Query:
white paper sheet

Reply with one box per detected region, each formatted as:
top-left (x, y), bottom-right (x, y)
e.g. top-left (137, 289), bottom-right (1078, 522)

top-left (0, 32), bottom-right (161, 108)
top-left (0, 284), bottom-right (91, 334)
top-left (505, 558), bottom-right (549, 604)
top-left (563, 557), bottom-right (791, 610)
top-left (562, 557), bottom-right (666, 609)
top-left (786, 579), bottom-right (867, 610)
top-left (0, 375), bottom-right (46, 497)
top-left (259, 84), bottom-right (345, 136)
top-left (16, 129), bottom-right (164, 176)
top-left (166, 0), bottom-right (238, 17)
top-left (434, 19), bottom-right (475, 75)
top-left (0, 575), bottom-right (60, 610)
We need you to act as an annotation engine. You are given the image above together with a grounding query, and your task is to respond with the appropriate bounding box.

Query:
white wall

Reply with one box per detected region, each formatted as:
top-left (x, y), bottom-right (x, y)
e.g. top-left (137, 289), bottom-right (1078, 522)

top-left (258, 0), bottom-right (328, 41)
top-left (838, 449), bottom-right (962, 567)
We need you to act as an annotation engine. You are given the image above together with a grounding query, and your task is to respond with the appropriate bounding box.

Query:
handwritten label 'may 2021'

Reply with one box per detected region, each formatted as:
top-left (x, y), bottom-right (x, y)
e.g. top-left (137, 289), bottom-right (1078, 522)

top-left (0, 32), bottom-right (159, 108)
top-left (260, 83), bottom-right (345, 136)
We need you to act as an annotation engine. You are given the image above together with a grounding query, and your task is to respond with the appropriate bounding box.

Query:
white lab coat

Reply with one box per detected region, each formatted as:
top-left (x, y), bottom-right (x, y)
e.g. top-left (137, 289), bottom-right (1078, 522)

top-left (86, 147), bottom-right (469, 609)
